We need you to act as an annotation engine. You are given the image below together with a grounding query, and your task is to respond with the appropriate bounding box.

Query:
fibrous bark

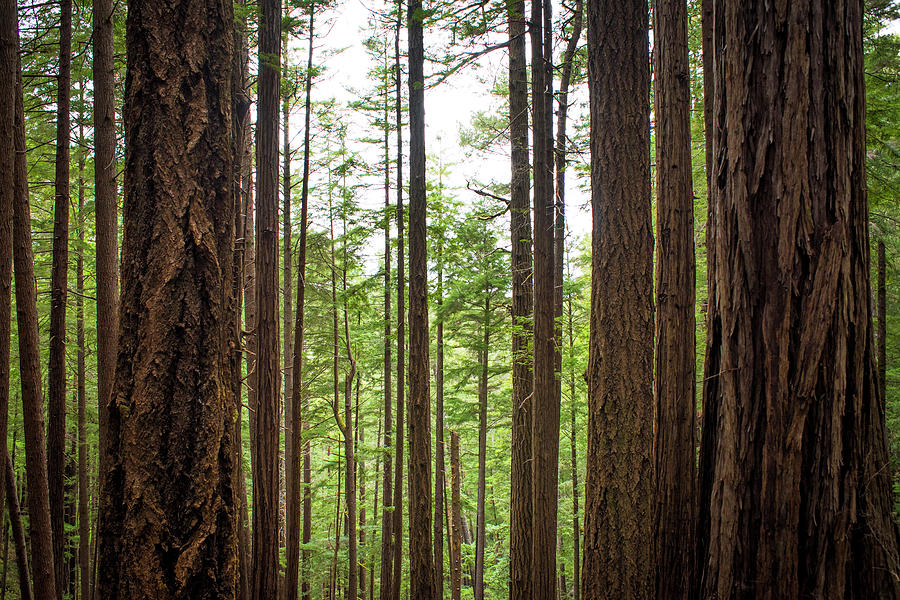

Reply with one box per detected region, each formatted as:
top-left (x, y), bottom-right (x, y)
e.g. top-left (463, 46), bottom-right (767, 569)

top-left (583, 0), bottom-right (654, 598)
top-left (449, 431), bottom-right (462, 600)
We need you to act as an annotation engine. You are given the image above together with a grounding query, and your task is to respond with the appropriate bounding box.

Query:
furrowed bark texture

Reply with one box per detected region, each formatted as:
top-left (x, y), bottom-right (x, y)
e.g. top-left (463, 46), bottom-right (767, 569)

top-left (407, 0), bottom-right (435, 597)
top-left (97, 0), bottom-right (239, 596)
top-left (5, 451), bottom-right (32, 600)
top-left (449, 431), bottom-right (462, 600)
top-left (651, 0), bottom-right (696, 598)
top-left (48, 1), bottom-right (72, 591)
top-left (252, 0), bottom-right (282, 594)
top-left (507, 1), bottom-right (534, 597)
top-left (697, 2), bottom-right (900, 598)
top-left (583, 0), bottom-right (654, 598)
top-left (878, 241), bottom-right (886, 402)
top-left (13, 26), bottom-right (59, 598)
top-left (434, 238), bottom-right (446, 598)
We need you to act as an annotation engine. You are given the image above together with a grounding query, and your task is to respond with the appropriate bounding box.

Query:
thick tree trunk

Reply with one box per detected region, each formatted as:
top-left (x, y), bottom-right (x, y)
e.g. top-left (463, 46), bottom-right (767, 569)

top-left (697, 2), bottom-right (900, 597)
top-left (287, 10), bottom-right (315, 600)
top-left (507, 1), bottom-right (533, 597)
top-left (449, 431), bottom-right (462, 600)
top-left (76, 94), bottom-right (90, 600)
top-left (583, 0), bottom-right (654, 598)
top-left (4, 451), bottom-right (31, 600)
top-left (48, 2), bottom-right (73, 592)
top-left (391, 5), bottom-right (406, 596)
top-left (474, 293), bottom-right (490, 600)
top-left (13, 29), bottom-right (59, 598)
top-left (530, 0), bottom-right (558, 596)
top-left (651, 0), bottom-right (695, 598)
top-left (97, 0), bottom-right (239, 595)
top-left (252, 0), bottom-right (283, 594)
top-left (407, 1), bottom-right (435, 597)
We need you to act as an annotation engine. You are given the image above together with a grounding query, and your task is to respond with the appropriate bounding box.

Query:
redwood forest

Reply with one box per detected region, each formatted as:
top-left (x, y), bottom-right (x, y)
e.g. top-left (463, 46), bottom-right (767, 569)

top-left (2, 0), bottom-right (900, 598)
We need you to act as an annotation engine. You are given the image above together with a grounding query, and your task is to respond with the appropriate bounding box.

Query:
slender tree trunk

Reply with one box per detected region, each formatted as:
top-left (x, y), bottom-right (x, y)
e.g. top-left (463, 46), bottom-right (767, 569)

top-left (253, 0), bottom-right (283, 593)
top-left (449, 431), bottom-right (462, 600)
top-left (0, 3), bottom-right (14, 592)
top-left (1, 499), bottom-right (8, 600)
top-left (391, 5), bottom-right (406, 596)
top-left (370, 409), bottom-right (382, 600)
top-left (507, 1), bottom-right (533, 597)
top-left (379, 43), bottom-right (395, 597)
top-left (567, 291), bottom-right (580, 600)
top-left (92, 0), bottom-right (119, 573)
top-left (878, 241), bottom-right (887, 403)
top-left (433, 212), bottom-right (446, 599)
top-left (697, 1), bottom-right (900, 597)
top-left (97, 0), bottom-right (239, 594)
top-left (358, 370), bottom-right (367, 600)
top-left (12, 24), bottom-right (58, 596)
top-left (651, 1), bottom-right (695, 598)
top-left (531, 0), bottom-right (558, 596)
top-left (288, 9), bottom-right (316, 600)
top-left (48, 2), bottom-right (73, 591)
top-left (4, 451), bottom-right (31, 600)
top-left (407, 0), bottom-right (435, 597)
top-left (474, 292), bottom-right (490, 600)
top-left (583, 0), bottom-right (654, 598)
top-left (281, 24), bottom-right (294, 597)
top-left (76, 88), bottom-right (91, 600)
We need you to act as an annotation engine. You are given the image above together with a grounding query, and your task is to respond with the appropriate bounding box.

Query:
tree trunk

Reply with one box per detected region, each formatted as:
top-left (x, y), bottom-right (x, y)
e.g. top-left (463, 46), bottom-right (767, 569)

top-left (0, 2), bottom-right (14, 592)
top-left (474, 292), bottom-right (490, 600)
top-left (567, 291), bottom-right (580, 600)
top-left (48, 1), bottom-right (73, 592)
top-left (507, 0), bottom-right (533, 598)
top-left (697, 2), bottom-right (900, 597)
top-left (449, 431), bottom-right (462, 600)
top-left (253, 0), bottom-right (283, 594)
top-left (583, 0), bottom-right (654, 598)
top-left (76, 88), bottom-right (91, 600)
top-left (97, 0), bottom-right (239, 594)
top-left (287, 10), bottom-right (316, 600)
top-left (392, 4), bottom-right (406, 596)
top-left (407, 0), bottom-right (435, 597)
top-left (651, 0), bottom-right (695, 598)
top-left (530, 0), bottom-right (558, 596)
top-left (358, 370), bottom-right (366, 600)
top-left (4, 451), bottom-right (32, 600)
top-left (12, 24), bottom-right (59, 597)
top-left (433, 216), bottom-right (446, 599)
top-left (878, 241), bottom-right (887, 403)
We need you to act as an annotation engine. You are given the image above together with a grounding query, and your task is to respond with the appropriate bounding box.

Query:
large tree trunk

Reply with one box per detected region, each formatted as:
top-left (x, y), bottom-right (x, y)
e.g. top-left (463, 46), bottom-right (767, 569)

top-left (449, 431), bottom-right (462, 600)
top-left (507, 1), bottom-right (533, 597)
top-left (12, 21), bottom-right (59, 597)
top-left (287, 10), bottom-right (316, 600)
top-left (697, 2), bottom-right (900, 597)
top-left (651, 0), bottom-right (695, 598)
top-left (252, 0), bottom-right (283, 594)
top-left (407, 0), bottom-right (435, 597)
top-left (391, 5), bottom-right (406, 596)
top-left (4, 451), bottom-right (32, 600)
top-left (97, 0), bottom-right (239, 594)
top-left (583, 0), bottom-right (654, 598)
top-left (530, 0), bottom-right (558, 596)
top-left (474, 292), bottom-right (490, 600)
top-left (48, 2), bottom-right (73, 592)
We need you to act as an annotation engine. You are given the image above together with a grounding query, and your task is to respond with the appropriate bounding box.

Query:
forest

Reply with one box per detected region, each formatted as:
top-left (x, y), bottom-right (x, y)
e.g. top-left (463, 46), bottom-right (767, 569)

top-left (1, 0), bottom-right (900, 598)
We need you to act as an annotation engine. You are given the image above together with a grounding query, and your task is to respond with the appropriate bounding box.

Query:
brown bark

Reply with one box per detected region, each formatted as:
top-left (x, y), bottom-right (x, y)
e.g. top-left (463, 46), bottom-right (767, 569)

top-left (283, 23), bottom-right (294, 524)
top-left (253, 0), bottom-right (283, 594)
top-left (92, 0), bottom-right (119, 549)
top-left (0, 2), bottom-right (14, 588)
top-left (76, 89), bottom-right (90, 600)
top-left (48, 2), bottom-right (73, 592)
top-left (567, 293), bottom-right (579, 600)
top-left (13, 23), bottom-right (59, 597)
top-left (651, 0), bottom-right (695, 598)
top-left (287, 9), bottom-right (316, 600)
top-left (379, 44), bottom-right (395, 597)
top-left (507, 1), bottom-right (533, 598)
top-left (530, 0), bottom-right (558, 597)
top-left (391, 5), bottom-right (406, 596)
top-left (341, 205), bottom-right (359, 599)
top-left (474, 291), bottom-right (490, 600)
top-left (583, 0), bottom-right (654, 598)
top-left (97, 0), bottom-right (239, 594)
top-left (697, 2), bottom-right (900, 597)
top-left (407, 0), bottom-right (435, 597)
top-left (449, 431), bottom-right (462, 600)
top-left (358, 371), bottom-right (366, 600)
top-left (4, 451), bottom-right (31, 600)
top-left (878, 241), bottom-right (887, 403)
top-left (434, 233), bottom-right (445, 600)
